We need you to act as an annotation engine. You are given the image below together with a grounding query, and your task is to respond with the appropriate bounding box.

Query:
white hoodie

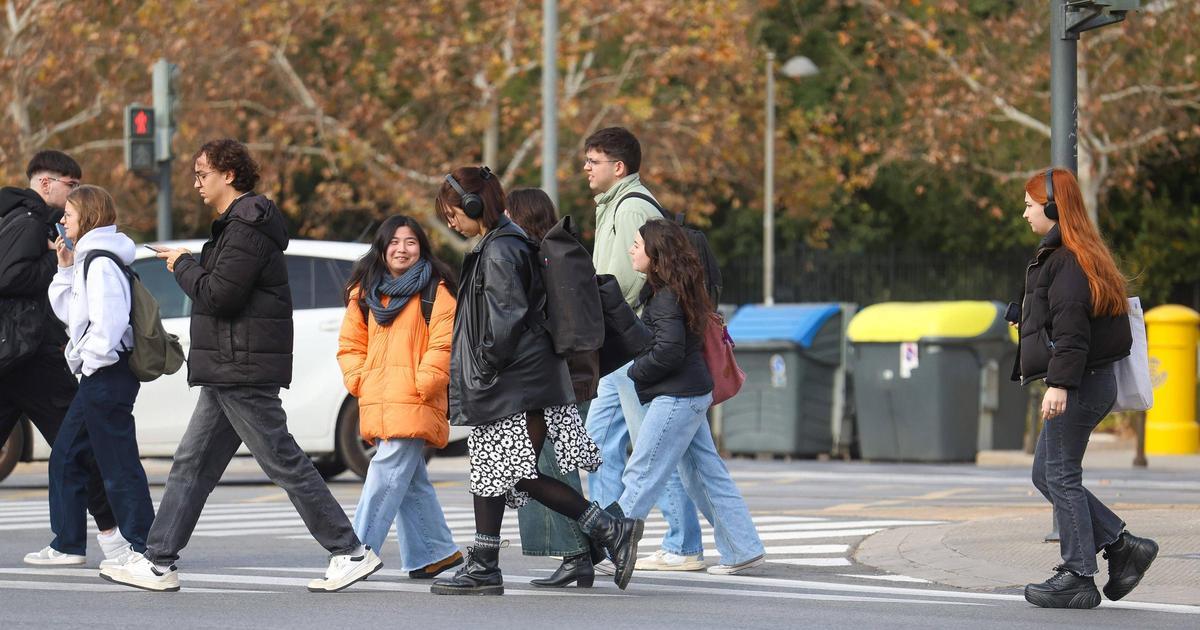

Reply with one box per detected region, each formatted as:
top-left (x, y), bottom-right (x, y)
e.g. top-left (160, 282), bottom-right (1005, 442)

top-left (48, 225), bottom-right (136, 376)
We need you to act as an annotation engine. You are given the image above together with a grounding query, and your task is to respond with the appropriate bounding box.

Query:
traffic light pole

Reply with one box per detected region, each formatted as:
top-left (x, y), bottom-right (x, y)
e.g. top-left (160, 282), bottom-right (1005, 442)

top-left (1050, 0), bottom-right (1078, 174)
top-left (156, 159), bottom-right (172, 242)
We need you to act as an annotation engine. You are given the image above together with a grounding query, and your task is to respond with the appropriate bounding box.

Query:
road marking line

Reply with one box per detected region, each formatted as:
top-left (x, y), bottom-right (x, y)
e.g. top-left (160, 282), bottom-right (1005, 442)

top-left (763, 545), bottom-right (850, 554)
top-left (836, 574), bottom-right (932, 584)
top-left (769, 558), bottom-right (853, 567)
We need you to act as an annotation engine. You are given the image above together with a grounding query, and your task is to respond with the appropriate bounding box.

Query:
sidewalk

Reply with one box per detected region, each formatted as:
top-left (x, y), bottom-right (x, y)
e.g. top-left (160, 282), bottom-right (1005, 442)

top-left (976, 432), bottom-right (1200, 471)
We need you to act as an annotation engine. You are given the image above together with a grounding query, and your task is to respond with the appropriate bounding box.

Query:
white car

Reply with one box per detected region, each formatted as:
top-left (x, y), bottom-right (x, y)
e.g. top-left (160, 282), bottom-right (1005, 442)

top-left (0, 239), bottom-right (468, 482)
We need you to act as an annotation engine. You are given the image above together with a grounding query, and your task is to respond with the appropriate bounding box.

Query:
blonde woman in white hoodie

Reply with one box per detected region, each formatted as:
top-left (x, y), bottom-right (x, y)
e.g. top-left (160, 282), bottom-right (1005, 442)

top-left (35, 185), bottom-right (153, 567)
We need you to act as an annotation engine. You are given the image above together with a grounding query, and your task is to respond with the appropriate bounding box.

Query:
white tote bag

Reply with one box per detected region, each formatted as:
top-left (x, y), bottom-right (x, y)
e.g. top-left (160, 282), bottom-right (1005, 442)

top-left (1112, 297), bottom-right (1153, 412)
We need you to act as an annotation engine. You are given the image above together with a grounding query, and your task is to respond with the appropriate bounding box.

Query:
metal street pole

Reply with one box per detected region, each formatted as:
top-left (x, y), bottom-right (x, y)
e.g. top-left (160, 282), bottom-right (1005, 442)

top-left (764, 52), bottom-right (776, 307)
top-left (1050, 0), bottom-right (1079, 173)
top-left (541, 0), bottom-right (558, 207)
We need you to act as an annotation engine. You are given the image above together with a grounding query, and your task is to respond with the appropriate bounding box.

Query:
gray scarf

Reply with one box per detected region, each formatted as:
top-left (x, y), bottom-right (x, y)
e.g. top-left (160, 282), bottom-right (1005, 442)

top-left (364, 258), bottom-right (432, 326)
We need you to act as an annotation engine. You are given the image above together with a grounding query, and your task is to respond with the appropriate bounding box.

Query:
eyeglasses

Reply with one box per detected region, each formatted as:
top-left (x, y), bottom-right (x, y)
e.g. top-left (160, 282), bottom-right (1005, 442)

top-left (584, 157), bottom-right (619, 167)
top-left (47, 177), bottom-right (80, 189)
top-left (194, 170), bottom-right (215, 184)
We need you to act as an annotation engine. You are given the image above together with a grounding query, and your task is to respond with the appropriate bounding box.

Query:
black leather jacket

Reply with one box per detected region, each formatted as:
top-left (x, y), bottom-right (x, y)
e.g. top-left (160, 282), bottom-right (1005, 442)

top-left (449, 217), bottom-right (573, 426)
top-left (629, 288), bottom-right (712, 405)
top-left (1011, 226), bottom-right (1131, 389)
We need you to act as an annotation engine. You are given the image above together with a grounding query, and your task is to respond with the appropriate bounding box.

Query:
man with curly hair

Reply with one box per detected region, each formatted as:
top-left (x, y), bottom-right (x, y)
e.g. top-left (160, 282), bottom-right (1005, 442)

top-left (101, 139), bottom-right (380, 593)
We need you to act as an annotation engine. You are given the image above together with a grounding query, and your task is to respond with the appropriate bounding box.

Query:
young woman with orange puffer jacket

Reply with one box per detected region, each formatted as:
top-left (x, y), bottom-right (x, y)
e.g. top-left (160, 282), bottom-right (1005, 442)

top-left (338, 215), bottom-right (463, 581)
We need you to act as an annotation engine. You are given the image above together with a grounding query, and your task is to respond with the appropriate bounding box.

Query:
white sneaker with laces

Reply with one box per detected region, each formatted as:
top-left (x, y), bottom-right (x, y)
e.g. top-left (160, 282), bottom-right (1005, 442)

top-left (23, 546), bottom-right (85, 566)
top-left (636, 549), bottom-right (706, 571)
top-left (100, 552), bottom-right (180, 592)
top-left (97, 531), bottom-right (133, 569)
top-left (706, 554), bottom-right (765, 575)
top-left (307, 546), bottom-right (382, 592)
top-left (594, 559), bottom-right (616, 576)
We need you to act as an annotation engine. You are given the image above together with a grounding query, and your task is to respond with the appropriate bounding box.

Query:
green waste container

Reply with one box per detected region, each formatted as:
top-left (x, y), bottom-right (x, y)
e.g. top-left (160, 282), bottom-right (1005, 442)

top-left (847, 301), bottom-right (1026, 462)
top-left (720, 304), bottom-right (848, 457)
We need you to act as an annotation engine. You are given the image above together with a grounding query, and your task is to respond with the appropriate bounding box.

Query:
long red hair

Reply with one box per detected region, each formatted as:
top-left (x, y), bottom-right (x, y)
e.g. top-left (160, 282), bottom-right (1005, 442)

top-left (1025, 168), bottom-right (1126, 317)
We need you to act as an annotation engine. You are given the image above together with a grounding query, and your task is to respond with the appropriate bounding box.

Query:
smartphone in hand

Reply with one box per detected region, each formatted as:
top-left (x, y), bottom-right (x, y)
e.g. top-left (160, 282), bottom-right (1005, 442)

top-left (144, 244), bottom-right (166, 253)
top-left (55, 223), bottom-right (73, 250)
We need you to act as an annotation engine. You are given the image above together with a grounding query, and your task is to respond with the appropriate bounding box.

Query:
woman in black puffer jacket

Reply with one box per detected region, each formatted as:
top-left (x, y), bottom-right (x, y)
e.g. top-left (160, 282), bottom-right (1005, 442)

top-left (1015, 168), bottom-right (1157, 610)
top-left (430, 167), bottom-right (643, 596)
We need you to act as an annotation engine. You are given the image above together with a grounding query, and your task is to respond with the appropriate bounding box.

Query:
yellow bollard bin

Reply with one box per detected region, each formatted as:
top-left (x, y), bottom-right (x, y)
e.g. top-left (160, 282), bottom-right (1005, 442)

top-left (1145, 305), bottom-right (1200, 454)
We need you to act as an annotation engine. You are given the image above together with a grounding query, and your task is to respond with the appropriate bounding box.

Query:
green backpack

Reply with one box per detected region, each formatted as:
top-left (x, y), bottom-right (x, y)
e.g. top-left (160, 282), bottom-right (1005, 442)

top-left (83, 251), bottom-right (185, 382)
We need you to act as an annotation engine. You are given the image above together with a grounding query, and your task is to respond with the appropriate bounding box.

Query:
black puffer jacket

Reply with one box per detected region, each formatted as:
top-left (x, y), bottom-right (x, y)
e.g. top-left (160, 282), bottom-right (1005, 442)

top-left (629, 288), bottom-right (712, 405)
top-left (0, 187), bottom-right (67, 349)
top-left (1011, 226), bottom-right (1131, 389)
top-left (449, 217), bottom-right (573, 426)
top-left (173, 194), bottom-right (293, 387)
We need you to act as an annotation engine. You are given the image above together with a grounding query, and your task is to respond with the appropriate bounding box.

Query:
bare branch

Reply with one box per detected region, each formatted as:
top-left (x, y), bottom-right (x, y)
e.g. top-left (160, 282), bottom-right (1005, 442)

top-left (62, 138), bottom-right (124, 155)
top-left (1100, 83), bottom-right (1200, 103)
top-left (29, 92), bottom-right (103, 148)
top-left (1095, 126), bottom-right (1169, 154)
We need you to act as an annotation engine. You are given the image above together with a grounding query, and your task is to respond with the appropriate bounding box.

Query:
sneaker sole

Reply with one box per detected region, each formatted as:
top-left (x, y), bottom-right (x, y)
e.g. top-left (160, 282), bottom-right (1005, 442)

top-left (1024, 586), bottom-right (1101, 609)
top-left (614, 520), bottom-right (644, 591)
top-left (429, 583), bottom-right (504, 596)
top-left (594, 563), bottom-right (615, 576)
top-left (635, 561), bottom-right (707, 572)
top-left (99, 570), bottom-right (180, 592)
top-left (707, 556), bottom-right (766, 575)
top-left (1103, 541), bottom-right (1160, 601)
top-left (23, 557), bottom-right (86, 566)
top-left (307, 555), bottom-right (384, 593)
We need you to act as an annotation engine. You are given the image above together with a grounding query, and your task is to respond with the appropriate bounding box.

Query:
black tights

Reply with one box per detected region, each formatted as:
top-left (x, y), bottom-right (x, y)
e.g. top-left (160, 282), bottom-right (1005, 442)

top-left (473, 409), bottom-right (590, 537)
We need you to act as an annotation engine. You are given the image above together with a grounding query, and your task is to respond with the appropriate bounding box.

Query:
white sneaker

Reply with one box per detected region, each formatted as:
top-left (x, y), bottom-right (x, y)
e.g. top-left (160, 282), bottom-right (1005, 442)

top-left (594, 559), bottom-right (615, 576)
top-left (307, 546), bottom-right (382, 592)
top-left (636, 549), bottom-right (706, 571)
top-left (97, 531), bottom-right (133, 569)
top-left (23, 546), bottom-right (85, 566)
top-left (707, 554), bottom-right (765, 575)
top-left (100, 552), bottom-right (180, 592)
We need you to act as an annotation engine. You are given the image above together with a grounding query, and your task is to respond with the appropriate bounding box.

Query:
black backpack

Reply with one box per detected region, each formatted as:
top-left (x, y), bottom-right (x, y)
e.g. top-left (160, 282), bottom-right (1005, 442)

top-left (616, 192), bottom-right (723, 306)
top-left (536, 216), bottom-right (605, 356)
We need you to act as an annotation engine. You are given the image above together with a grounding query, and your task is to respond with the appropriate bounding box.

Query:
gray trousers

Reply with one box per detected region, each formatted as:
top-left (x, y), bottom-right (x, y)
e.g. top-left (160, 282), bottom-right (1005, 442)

top-left (145, 385), bottom-right (359, 566)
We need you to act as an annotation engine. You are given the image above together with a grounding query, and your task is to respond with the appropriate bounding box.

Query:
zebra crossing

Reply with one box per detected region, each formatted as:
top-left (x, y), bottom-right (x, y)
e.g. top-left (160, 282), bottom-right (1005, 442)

top-left (0, 499), bottom-right (940, 569)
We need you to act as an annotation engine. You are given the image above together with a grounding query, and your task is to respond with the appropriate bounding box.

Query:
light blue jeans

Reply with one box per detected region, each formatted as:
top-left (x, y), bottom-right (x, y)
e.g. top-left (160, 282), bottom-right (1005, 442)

top-left (586, 363), bottom-right (703, 556)
top-left (618, 392), bottom-right (765, 566)
top-left (352, 438), bottom-right (458, 572)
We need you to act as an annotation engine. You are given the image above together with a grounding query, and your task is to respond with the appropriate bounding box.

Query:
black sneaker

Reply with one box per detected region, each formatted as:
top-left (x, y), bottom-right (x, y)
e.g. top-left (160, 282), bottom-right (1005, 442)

top-left (1102, 532), bottom-right (1159, 601)
top-left (1024, 567), bottom-right (1101, 609)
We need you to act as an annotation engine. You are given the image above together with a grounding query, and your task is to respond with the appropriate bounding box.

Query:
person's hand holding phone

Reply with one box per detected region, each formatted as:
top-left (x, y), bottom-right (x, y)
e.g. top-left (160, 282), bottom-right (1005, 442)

top-left (148, 244), bottom-right (190, 272)
top-left (54, 237), bottom-right (73, 268)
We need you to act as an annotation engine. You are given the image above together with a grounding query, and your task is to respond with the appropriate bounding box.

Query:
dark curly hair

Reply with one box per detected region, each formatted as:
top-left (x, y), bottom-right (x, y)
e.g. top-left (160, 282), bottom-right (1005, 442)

top-left (194, 138), bottom-right (260, 192)
top-left (638, 220), bottom-right (712, 337)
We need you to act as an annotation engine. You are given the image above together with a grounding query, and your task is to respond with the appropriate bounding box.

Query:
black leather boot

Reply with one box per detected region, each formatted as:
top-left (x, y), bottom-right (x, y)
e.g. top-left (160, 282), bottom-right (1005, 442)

top-left (530, 551), bottom-right (594, 588)
top-left (430, 546), bottom-right (503, 596)
top-left (1024, 567), bottom-right (1101, 609)
top-left (578, 502), bottom-right (643, 591)
top-left (1102, 531), bottom-right (1159, 601)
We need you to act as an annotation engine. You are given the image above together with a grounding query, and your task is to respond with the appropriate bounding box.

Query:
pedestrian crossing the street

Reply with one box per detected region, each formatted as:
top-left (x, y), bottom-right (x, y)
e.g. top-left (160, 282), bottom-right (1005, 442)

top-left (0, 499), bottom-right (940, 570)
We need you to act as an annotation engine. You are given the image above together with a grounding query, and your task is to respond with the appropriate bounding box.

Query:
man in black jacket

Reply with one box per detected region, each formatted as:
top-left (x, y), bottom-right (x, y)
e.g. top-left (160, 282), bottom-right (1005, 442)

top-left (100, 139), bottom-right (379, 593)
top-left (0, 151), bottom-right (121, 564)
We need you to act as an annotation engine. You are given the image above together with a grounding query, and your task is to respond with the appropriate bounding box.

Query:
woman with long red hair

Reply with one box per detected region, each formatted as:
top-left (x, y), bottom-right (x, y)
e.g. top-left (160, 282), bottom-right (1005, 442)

top-left (1014, 168), bottom-right (1158, 609)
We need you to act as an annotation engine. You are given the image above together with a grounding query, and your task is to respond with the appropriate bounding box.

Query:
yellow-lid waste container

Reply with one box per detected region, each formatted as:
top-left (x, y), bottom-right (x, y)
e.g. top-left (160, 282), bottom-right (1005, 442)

top-left (1145, 305), bottom-right (1200, 455)
top-left (847, 301), bottom-right (1026, 462)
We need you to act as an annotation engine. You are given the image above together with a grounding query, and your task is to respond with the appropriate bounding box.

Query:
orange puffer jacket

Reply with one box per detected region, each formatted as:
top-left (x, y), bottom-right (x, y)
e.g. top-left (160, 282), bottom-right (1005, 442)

top-left (337, 281), bottom-right (455, 447)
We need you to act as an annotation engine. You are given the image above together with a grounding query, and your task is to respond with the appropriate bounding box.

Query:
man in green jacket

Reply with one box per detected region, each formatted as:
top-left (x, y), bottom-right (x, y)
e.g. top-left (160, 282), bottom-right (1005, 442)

top-left (583, 127), bottom-right (705, 573)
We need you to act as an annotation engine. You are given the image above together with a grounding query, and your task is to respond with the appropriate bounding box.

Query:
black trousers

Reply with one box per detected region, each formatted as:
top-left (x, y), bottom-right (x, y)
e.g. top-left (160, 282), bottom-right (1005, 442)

top-left (0, 346), bottom-right (116, 532)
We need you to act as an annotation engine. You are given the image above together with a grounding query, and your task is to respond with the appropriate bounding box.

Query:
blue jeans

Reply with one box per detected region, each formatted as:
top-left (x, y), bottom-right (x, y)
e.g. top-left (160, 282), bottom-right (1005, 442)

top-left (48, 354), bottom-right (153, 555)
top-left (352, 438), bottom-right (458, 572)
top-left (586, 364), bottom-right (703, 556)
top-left (1031, 366), bottom-right (1125, 576)
top-left (618, 393), bottom-right (765, 566)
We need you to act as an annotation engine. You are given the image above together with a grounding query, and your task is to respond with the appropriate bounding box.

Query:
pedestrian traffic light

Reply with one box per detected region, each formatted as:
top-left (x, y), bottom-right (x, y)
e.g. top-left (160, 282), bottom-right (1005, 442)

top-left (124, 104), bottom-right (157, 175)
top-left (152, 59), bottom-right (179, 162)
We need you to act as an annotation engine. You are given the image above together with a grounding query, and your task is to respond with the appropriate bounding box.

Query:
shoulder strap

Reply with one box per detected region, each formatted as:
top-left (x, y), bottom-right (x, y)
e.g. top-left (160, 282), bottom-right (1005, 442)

top-left (419, 277), bottom-right (438, 327)
top-left (81, 250), bottom-right (134, 351)
top-left (616, 192), bottom-right (683, 224)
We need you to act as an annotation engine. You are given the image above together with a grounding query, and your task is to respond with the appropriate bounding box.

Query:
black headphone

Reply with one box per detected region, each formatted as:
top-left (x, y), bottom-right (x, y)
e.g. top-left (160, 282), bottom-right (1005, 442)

top-left (444, 166), bottom-right (493, 220)
top-left (1043, 168), bottom-right (1058, 221)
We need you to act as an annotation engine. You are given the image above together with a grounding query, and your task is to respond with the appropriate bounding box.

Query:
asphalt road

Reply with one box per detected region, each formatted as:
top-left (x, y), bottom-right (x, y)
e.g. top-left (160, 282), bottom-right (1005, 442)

top-left (1, 457), bottom-right (1197, 629)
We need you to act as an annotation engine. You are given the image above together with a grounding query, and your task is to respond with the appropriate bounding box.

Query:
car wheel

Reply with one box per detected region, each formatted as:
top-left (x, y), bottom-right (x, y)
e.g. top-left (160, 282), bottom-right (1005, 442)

top-left (0, 421), bottom-right (25, 483)
top-left (335, 399), bottom-right (374, 479)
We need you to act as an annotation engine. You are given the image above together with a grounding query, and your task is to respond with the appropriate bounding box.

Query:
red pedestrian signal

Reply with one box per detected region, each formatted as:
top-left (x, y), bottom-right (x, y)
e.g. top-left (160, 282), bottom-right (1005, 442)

top-left (133, 109), bottom-right (150, 136)
top-left (125, 104), bottom-right (156, 174)
top-left (127, 106), bottom-right (154, 139)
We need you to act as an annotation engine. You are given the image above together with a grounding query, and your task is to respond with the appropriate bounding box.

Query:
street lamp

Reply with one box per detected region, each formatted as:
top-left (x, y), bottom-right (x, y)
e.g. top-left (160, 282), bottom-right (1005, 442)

top-left (764, 52), bottom-right (819, 306)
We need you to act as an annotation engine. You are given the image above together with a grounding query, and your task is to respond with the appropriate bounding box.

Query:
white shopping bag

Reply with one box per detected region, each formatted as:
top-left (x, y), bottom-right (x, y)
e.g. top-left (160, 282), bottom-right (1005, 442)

top-left (1112, 297), bottom-right (1153, 412)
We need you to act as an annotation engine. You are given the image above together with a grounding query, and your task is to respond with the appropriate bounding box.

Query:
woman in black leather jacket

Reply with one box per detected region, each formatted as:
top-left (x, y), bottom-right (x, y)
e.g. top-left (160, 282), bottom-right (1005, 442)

top-left (615, 220), bottom-right (766, 576)
top-left (1016, 168), bottom-right (1157, 609)
top-left (429, 167), bottom-right (643, 596)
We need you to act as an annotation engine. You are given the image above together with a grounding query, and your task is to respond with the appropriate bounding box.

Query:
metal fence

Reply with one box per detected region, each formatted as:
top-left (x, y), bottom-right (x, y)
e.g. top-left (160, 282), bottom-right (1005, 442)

top-left (721, 245), bottom-right (1031, 308)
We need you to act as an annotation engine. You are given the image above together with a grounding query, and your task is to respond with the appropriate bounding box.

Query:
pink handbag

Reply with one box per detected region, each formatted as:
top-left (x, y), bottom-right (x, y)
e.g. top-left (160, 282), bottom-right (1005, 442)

top-left (702, 313), bottom-right (745, 405)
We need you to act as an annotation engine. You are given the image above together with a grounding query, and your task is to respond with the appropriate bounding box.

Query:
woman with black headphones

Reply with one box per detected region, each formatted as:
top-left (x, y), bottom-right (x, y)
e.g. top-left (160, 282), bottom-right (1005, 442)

top-left (429, 166), bottom-right (643, 596)
top-left (1014, 167), bottom-right (1158, 609)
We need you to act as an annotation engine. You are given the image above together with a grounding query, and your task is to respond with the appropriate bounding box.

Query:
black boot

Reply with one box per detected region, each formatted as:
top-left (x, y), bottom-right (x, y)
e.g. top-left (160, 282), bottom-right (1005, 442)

top-left (1102, 531), bottom-right (1159, 601)
top-left (578, 502), bottom-right (643, 591)
top-left (430, 546), bottom-right (503, 596)
top-left (1024, 567), bottom-right (1101, 609)
top-left (530, 551), bottom-right (594, 588)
